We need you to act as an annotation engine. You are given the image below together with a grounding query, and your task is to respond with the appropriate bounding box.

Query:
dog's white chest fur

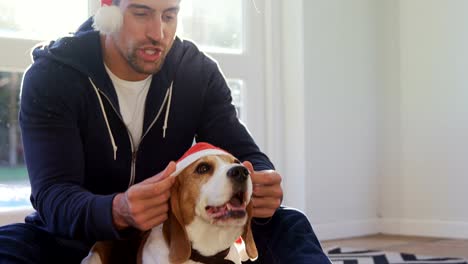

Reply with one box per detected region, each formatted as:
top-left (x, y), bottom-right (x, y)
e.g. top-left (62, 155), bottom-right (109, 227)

top-left (141, 225), bottom-right (170, 264)
top-left (142, 225), bottom-right (241, 264)
top-left (142, 225), bottom-right (243, 264)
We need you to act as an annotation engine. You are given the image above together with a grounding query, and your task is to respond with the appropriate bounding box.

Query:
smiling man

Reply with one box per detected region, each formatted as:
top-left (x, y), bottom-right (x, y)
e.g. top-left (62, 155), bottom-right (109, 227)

top-left (0, 0), bottom-right (331, 263)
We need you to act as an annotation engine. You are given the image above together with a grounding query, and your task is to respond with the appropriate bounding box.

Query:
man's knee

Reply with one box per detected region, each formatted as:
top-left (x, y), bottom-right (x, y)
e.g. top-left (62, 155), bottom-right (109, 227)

top-left (249, 206), bottom-right (331, 264)
top-left (0, 223), bottom-right (87, 264)
top-left (0, 223), bottom-right (50, 263)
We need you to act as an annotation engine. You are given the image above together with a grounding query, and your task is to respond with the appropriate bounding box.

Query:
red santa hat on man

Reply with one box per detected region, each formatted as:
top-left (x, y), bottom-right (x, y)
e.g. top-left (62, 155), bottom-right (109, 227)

top-left (93, 0), bottom-right (124, 35)
top-left (171, 142), bottom-right (232, 176)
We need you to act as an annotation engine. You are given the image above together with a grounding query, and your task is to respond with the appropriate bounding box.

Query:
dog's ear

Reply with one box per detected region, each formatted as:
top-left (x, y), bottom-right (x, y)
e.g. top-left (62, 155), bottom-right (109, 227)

top-left (242, 200), bottom-right (258, 260)
top-left (163, 178), bottom-right (191, 263)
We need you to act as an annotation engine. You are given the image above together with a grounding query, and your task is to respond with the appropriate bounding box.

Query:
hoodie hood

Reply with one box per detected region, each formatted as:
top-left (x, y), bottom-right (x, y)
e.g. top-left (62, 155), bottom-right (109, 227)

top-left (33, 18), bottom-right (104, 82)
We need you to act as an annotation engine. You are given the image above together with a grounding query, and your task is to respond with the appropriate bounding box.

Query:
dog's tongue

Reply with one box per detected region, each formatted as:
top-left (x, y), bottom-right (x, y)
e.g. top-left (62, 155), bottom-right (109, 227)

top-left (206, 192), bottom-right (248, 220)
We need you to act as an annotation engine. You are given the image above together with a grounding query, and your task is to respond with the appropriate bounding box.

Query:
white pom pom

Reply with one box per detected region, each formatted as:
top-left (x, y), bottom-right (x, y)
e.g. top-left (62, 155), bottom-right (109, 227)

top-left (93, 5), bottom-right (123, 35)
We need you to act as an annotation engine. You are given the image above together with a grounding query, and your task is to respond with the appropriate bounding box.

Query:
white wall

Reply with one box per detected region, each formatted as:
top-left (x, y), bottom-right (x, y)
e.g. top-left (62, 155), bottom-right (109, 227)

top-left (275, 0), bottom-right (468, 240)
top-left (302, 0), bottom-right (380, 239)
top-left (269, 0), bottom-right (380, 240)
top-left (380, 0), bottom-right (468, 239)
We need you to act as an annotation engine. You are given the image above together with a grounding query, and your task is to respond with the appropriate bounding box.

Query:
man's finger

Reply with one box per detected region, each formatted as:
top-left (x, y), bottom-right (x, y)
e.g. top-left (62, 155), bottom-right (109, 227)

top-left (251, 171), bottom-right (282, 185)
top-left (242, 161), bottom-right (254, 174)
top-left (252, 197), bottom-right (280, 209)
top-left (141, 213), bottom-right (169, 231)
top-left (129, 175), bottom-right (175, 200)
top-left (140, 190), bottom-right (171, 208)
top-left (138, 202), bottom-right (170, 223)
top-left (253, 185), bottom-right (283, 198)
top-left (135, 213), bottom-right (169, 231)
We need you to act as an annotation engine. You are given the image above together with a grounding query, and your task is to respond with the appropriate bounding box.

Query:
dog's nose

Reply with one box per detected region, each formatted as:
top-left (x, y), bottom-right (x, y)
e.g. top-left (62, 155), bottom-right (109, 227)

top-left (227, 165), bottom-right (249, 183)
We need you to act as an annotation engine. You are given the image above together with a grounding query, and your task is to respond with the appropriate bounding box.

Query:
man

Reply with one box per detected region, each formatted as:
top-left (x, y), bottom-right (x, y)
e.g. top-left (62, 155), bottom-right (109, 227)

top-left (0, 0), bottom-right (331, 263)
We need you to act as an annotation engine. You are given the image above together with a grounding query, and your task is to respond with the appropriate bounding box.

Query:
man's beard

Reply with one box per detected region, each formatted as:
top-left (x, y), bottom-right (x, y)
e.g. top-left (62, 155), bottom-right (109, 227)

top-left (126, 48), bottom-right (165, 75)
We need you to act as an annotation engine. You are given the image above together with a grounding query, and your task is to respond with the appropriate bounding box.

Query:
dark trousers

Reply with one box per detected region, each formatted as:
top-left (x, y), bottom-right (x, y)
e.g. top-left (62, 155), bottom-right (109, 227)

top-left (0, 207), bottom-right (331, 264)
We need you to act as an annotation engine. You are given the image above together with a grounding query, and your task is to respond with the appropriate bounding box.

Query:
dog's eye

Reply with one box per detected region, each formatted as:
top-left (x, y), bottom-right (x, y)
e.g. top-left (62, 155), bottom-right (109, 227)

top-left (196, 163), bottom-right (212, 174)
top-left (234, 159), bottom-right (241, 164)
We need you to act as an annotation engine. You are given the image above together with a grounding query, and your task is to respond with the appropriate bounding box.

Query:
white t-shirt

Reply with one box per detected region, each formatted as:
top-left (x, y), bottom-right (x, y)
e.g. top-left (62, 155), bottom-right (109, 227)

top-left (105, 65), bottom-right (152, 149)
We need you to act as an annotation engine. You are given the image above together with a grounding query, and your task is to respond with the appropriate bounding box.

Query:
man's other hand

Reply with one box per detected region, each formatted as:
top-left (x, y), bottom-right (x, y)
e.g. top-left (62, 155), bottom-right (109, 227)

top-left (243, 161), bottom-right (283, 218)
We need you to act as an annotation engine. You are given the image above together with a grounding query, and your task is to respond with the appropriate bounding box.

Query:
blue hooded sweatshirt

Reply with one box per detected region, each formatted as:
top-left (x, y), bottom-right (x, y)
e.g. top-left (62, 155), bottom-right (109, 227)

top-left (19, 18), bottom-right (273, 246)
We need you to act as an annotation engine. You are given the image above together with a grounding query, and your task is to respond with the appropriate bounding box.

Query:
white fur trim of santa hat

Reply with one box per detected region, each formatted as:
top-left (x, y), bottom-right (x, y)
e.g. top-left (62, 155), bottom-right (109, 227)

top-left (93, 0), bottom-right (123, 35)
top-left (171, 143), bottom-right (231, 177)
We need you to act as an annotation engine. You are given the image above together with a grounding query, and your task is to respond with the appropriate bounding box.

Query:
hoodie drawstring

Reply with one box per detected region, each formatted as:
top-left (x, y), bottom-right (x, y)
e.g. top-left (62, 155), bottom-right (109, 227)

top-left (163, 82), bottom-right (173, 138)
top-left (89, 77), bottom-right (118, 160)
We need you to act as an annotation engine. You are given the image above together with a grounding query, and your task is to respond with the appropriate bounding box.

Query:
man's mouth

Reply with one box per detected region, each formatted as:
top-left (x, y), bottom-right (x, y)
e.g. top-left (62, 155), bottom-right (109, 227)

top-left (205, 191), bottom-right (247, 220)
top-left (138, 47), bottom-right (163, 62)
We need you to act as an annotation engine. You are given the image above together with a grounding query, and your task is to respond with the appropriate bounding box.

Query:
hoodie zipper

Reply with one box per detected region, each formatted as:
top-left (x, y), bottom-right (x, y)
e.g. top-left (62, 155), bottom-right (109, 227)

top-left (97, 90), bottom-right (137, 187)
top-left (97, 87), bottom-right (171, 187)
top-left (128, 87), bottom-right (171, 186)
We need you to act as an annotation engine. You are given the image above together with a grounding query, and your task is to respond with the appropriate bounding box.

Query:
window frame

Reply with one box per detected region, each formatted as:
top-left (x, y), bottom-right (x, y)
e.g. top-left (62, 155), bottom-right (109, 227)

top-left (204, 0), bottom-right (266, 148)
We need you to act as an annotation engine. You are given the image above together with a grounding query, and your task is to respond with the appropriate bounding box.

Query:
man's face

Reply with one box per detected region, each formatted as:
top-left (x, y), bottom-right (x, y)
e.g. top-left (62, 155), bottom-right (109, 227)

top-left (111, 0), bottom-right (180, 79)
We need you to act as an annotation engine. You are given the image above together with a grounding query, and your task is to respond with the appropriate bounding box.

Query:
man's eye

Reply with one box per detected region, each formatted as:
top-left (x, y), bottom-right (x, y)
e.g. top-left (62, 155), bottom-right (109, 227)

top-left (163, 15), bottom-right (175, 22)
top-left (196, 163), bottom-right (211, 174)
top-left (133, 8), bottom-right (150, 17)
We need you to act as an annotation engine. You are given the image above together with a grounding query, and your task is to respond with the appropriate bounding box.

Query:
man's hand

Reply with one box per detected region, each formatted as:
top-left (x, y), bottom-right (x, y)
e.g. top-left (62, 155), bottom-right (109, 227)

top-left (112, 161), bottom-right (176, 231)
top-left (243, 161), bottom-right (283, 218)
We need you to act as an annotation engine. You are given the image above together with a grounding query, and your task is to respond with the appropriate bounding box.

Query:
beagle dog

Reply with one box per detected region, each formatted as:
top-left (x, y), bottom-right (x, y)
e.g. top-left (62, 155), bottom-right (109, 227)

top-left (82, 143), bottom-right (258, 264)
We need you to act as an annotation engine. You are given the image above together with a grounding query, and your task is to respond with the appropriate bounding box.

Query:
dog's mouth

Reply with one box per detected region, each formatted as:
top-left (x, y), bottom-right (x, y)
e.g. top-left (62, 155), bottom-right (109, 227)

top-left (205, 191), bottom-right (247, 220)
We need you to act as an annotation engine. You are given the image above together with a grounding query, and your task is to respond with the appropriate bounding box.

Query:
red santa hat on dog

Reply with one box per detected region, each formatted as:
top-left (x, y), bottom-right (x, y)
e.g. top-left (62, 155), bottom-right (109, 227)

top-left (93, 0), bottom-right (123, 35)
top-left (171, 143), bottom-right (231, 176)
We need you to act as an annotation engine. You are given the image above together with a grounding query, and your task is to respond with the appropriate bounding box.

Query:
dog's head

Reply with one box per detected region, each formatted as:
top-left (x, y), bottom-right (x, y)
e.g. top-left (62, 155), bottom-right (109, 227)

top-left (162, 143), bottom-right (257, 263)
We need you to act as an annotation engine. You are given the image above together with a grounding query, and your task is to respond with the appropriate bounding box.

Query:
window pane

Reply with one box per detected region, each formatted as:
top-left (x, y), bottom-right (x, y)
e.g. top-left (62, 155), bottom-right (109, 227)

top-left (0, 0), bottom-right (88, 40)
top-left (179, 0), bottom-right (243, 53)
top-left (227, 79), bottom-right (244, 119)
top-left (0, 71), bottom-right (30, 211)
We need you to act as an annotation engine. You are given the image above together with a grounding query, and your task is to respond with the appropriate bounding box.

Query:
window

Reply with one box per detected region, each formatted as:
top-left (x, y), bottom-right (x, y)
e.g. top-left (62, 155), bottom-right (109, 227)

top-left (178, 0), bottom-right (243, 53)
top-left (0, 71), bottom-right (29, 211)
top-left (178, 0), bottom-right (246, 120)
top-left (0, 0), bottom-right (90, 216)
top-left (0, 0), bottom-right (88, 40)
top-left (227, 79), bottom-right (245, 120)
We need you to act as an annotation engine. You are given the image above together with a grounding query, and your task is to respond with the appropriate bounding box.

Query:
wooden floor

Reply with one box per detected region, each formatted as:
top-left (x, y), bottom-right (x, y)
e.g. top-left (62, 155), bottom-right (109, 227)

top-left (321, 234), bottom-right (468, 259)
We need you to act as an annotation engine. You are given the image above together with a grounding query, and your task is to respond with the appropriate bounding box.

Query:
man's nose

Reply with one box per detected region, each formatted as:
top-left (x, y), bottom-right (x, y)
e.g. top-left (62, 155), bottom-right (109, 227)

top-left (147, 17), bottom-right (164, 41)
top-left (227, 165), bottom-right (249, 183)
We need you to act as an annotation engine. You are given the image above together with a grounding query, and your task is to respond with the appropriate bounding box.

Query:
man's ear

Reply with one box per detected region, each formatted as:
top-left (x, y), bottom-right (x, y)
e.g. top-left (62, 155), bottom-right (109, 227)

top-left (242, 200), bottom-right (258, 261)
top-left (162, 178), bottom-right (191, 263)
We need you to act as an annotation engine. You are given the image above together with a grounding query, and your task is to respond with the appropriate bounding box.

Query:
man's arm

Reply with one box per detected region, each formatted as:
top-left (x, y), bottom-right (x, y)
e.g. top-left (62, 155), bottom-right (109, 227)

top-left (196, 58), bottom-right (282, 218)
top-left (20, 61), bottom-right (122, 241)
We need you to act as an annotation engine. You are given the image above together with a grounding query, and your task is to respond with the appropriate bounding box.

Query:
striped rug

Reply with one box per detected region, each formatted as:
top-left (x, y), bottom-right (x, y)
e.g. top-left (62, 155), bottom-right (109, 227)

top-left (326, 247), bottom-right (468, 264)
